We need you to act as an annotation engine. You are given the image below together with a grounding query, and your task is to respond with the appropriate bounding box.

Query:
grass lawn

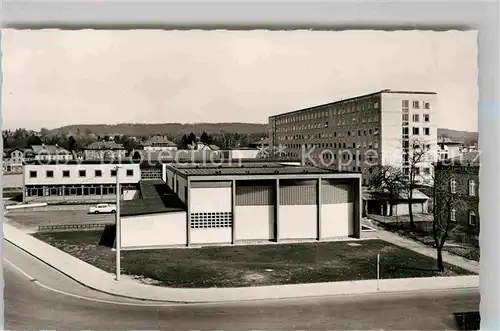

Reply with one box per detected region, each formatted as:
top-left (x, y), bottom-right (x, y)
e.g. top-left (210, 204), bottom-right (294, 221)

top-left (367, 215), bottom-right (480, 262)
top-left (33, 230), bottom-right (475, 288)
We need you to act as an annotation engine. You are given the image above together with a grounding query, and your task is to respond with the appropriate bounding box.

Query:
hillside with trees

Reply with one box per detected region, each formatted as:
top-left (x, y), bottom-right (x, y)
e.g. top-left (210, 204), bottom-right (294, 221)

top-left (437, 128), bottom-right (478, 146)
top-left (46, 122), bottom-right (269, 137)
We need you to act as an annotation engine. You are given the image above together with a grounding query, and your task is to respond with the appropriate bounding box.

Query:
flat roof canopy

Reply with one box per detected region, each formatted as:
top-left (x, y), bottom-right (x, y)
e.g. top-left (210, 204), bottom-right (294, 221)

top-left (121, 179), bottom-right (186, 217)
top-left (167, 163), bottom-right (362, 178)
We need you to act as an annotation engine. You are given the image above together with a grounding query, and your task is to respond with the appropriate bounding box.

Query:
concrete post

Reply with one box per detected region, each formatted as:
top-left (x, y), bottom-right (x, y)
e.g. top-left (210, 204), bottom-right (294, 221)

top-left (354, 177), bottom-right (362, 238)
top-left (317, 177), bottom-right (322, 241)
top-left (275, 178), bottom-right (280, 242)
top-left (231, 179), bottom-right (236, 244)
top-left (186, 178), bottom-right (191, 247)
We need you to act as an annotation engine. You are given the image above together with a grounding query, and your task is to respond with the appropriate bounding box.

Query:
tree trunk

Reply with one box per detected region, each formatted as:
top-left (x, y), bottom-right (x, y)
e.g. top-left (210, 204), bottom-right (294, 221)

top-left (437, 247), bottom-right (445, 273)
top-left (408, 201), bottom-right (415, 228)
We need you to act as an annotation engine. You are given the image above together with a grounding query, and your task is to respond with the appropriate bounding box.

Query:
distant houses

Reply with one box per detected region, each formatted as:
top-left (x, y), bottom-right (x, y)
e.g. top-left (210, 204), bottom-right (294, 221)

top-left (27, 144), bottom-right (73, 162)
top-left (141, 135), bottom-right (178, 151)
top-left (83, 141), bottom-right (127, 160)
top-left (188, 140), bottom-right (219, 151)
top-left (3, 148), bottom-right (25, 172)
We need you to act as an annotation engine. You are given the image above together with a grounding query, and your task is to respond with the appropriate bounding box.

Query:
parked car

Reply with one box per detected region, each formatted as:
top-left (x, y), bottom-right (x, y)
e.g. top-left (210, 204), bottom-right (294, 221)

top-left (88, 203), bottom-right (116, 214)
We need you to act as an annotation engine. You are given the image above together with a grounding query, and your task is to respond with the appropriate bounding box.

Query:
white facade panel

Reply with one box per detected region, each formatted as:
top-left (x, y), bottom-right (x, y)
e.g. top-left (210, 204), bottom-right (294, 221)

top-left (23, 163), bottom-right (141, 186)
top-left (189, 187), bottom-right (232, 213)
top-left (380, 92), bottom-right (438, 183)
top-left (279, 205), bottom-right (317, 239)
top-left (120, 212), bottom-right (187, 248)
top-left (234, 205), bottom-right (274, 240)
top-left (230, 149), bottom-right (260, 159)
top-left (321, 203), bottom-right (354, 238)
top-left (190, 228), bottom-right (232, 244)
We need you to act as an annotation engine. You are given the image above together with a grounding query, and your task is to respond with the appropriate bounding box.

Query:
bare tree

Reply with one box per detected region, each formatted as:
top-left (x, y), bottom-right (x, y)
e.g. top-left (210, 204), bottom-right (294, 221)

top-left (368, 164), bottom-right (407, 216)
top-left (401, 137), bottom-right (433, 228)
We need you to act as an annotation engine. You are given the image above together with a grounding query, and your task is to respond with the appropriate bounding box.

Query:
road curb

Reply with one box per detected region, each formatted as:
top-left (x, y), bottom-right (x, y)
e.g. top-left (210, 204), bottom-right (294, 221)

top-left (4, 224), bottom-right (480, 304)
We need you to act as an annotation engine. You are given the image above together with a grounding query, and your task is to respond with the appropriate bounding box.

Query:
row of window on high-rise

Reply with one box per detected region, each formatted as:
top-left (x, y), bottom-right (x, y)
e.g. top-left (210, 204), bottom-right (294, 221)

top-left (275, 100), bottom-right (380, 125)
top-left (276, 114), bottom-right (380, 133)
top-left (279, 128), bottom-right (380, 142)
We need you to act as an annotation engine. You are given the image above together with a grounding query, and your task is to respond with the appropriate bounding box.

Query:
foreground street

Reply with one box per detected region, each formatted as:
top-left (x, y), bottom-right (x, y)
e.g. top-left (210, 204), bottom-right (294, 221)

top-left (4, 240), bottom-right (479, 330)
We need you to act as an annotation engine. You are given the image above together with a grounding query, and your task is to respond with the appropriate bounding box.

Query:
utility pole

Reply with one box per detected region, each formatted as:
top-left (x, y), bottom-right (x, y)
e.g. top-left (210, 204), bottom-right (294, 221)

top-left (115, 165), bottom-right (121, 281)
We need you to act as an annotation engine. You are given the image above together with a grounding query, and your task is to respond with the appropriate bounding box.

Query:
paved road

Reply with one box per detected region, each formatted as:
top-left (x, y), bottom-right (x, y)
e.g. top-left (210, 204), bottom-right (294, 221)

top-left (5, 210), bottom-right (114, 231)
top-left (4, 240), bottom-right (479, 330)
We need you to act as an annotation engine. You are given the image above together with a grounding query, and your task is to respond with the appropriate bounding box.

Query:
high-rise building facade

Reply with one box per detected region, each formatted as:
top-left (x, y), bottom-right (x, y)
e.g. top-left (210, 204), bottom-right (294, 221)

top-left (268, 89), bottom-right (438, 185)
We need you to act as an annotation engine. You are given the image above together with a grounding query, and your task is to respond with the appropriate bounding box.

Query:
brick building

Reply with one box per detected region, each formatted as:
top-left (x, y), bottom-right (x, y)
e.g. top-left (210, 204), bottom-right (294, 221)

top-left (434, 151), bottom-right (480, 234)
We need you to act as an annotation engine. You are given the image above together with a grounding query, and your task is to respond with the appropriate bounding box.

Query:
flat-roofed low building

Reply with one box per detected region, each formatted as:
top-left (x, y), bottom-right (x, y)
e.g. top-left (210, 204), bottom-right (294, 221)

top-left (118, 162), bottom-right (362, 250)
top-left (22, 160), bottom-right (141, 204)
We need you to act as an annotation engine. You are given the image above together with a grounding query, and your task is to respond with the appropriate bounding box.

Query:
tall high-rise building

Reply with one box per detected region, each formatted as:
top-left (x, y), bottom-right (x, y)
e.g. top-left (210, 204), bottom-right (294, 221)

top-left (268, 89), bottom-right (438, 185)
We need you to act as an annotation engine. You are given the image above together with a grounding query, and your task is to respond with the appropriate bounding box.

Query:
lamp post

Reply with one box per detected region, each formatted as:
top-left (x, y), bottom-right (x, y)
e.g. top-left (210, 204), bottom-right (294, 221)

top-left (115, 165), bottom-right (121, 281)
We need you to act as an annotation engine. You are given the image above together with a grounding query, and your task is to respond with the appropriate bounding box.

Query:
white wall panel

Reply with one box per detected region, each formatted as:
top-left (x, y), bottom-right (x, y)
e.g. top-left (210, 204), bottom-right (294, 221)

top-left (279, 205), bottom-right (317, 239)
top-left (321, 203), bottom-right (353, 238)
top-left (189, 187), bottom-right (231, 213)
top-left (234, 205), bottom-right (274, 240)
top-left (120, 212), bottom-right (187, 248)
top-left (190, 228), bottom-right (232, 244)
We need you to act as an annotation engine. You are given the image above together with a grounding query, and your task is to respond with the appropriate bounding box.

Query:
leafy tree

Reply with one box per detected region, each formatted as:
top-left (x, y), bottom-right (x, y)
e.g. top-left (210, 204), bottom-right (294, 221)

top-left (187, 132), bottom-right (197, 146)
top-left (68, 136), bottom-right (77, 151)
top-left (200, 131), bottom-right (209, 144)
top-left (26, 134), bottom-right (42, 146)
top-left (181, 134), bottom-right (189, 149)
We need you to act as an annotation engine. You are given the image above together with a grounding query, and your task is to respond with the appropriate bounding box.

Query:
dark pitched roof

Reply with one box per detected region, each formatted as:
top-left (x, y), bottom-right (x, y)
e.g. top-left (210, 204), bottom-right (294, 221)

top-left (141, 135), bottom-right (177, 147)
top-left (121, 180), bottom-right (186, 217)
top-left (363, 189), bottom-right (429, 201)
top-left (30, 144), bottom-right (71, 155)
top-left (437, 151), bottom-right (480, 167)
top-left (437, 137), bottom-right (463, 145)
top-left (85, 141), bottom-right (125, 150)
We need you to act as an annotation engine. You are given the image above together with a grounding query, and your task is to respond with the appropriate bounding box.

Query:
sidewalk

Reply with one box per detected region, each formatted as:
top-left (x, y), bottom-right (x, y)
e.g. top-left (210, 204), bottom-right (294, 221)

top-left (3, 223), bottom-right (479, 304)
top-left (364, 218), bottom-right (479, 274)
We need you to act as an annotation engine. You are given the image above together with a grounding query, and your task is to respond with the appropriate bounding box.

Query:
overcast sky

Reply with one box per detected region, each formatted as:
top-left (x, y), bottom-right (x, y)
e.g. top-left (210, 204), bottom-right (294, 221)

top-left (2, 29), bottom-right (478, 132)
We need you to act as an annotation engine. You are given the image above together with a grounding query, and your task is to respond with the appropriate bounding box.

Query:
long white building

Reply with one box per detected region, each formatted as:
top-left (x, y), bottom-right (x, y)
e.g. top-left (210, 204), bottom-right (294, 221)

top-left (268, 89), bottom-right (438, 185)
top-left (22, 160), bottom-right (141, 204)
top-left (119, 162), bottom-right (362, 249)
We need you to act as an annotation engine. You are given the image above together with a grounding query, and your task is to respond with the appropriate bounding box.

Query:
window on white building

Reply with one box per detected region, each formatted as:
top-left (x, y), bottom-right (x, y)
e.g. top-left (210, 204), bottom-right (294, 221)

top-left (412, 114), bottom-right (420, 122)
top-left (402, 100), bottom-right (409, 108)
top-left (423, 101), bottom-right (431, 109)
top-left (423, 127), bottom-right (430, 135)
top-left (29, 171), bottom-right (37, 178)
top-left (413, 100), bottom-right (420, 109)
top-left (424, 114), bottom-right (430, 122)
top-left (412, 127), bottom-right (420, 135)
